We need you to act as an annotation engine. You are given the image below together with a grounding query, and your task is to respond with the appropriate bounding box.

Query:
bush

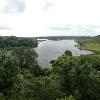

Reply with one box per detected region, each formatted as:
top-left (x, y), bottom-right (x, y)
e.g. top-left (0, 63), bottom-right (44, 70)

top-left (65, 50), bottom-right (72, 56)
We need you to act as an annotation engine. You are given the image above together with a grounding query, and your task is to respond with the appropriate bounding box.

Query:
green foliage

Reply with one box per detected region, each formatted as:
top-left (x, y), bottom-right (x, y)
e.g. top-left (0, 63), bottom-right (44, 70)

top-left (0, 52), bottom-right (100, 100)
top-left (12, 47), bottom-right (38, 68)
top-left (0, 35), bottom-right (100, 100)
top-left (27, 76), bottom-right (64, 100)
top-left (78, 41), bottom-right (85, 47)
top-left (78, 55), bottom-right (100, 71)
top-left (58, 95), bottom-right (75, 100)
top-left (0, 36), bottom-right (38, 49)
top-left (76, 35), bottom-right (100, 54)
top-left (50, 55), bottom-right (100, 100)
top-left (0, 53), bottom-right (20, 98)
top-left (0, 48), bottom-right (44, 99)
top-left (12, 47), bottom-right (43, 76)
top-left (65, 50), bottom-right (72, 56)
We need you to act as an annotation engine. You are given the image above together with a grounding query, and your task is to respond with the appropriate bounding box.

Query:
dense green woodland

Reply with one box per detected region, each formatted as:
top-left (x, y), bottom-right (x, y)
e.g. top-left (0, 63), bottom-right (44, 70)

top-left (0, 36), bottom-right (100, 100)
top-left (0, 36), bottom-right (38, 48)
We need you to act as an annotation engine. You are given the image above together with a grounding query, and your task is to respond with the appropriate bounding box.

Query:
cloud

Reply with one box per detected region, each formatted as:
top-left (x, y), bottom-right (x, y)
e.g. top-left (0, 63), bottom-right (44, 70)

top-left (0, 0), bottom-right (26, 14)
top-left (49, 25), bottom-right (100, 36)
top-left (0, 26), bottom-right (13, 30)
top-left (0, 0), bottom-right (100, 37)
top-left (50, 25), bottom-right (72, 30)
top-left (43, 1), bottom-right (54, 11)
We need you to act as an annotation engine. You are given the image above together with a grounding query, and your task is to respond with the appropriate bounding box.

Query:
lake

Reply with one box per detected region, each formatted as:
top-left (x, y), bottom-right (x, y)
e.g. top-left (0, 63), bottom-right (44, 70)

top-left (35, 40), bottom-right (94, 68)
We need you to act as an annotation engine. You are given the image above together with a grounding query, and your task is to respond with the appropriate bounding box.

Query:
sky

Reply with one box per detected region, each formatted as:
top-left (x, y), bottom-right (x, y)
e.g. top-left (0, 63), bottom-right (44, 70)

top-left (0, 0), bottom-right (100, 37)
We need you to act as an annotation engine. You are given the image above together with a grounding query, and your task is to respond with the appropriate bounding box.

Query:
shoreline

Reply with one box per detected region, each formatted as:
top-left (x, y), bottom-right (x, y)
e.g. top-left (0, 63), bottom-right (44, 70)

top-left (75, 43), bottom-right (100, 56)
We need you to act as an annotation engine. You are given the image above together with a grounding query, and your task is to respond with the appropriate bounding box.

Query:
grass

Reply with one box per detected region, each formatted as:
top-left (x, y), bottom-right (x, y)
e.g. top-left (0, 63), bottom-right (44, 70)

top-left (76, 43), bottom-right (100, 57)
top-left (76, 35), bottom-right (100, 56)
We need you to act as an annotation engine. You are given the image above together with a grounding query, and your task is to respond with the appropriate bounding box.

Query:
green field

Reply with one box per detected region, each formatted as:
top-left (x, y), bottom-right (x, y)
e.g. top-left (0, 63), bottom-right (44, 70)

top-left (76, 35), bottom-right (100, 56)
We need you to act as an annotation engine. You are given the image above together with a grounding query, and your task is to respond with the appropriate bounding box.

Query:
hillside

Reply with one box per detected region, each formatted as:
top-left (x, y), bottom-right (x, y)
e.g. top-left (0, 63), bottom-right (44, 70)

top-left (77, 35), bottom-right (100, 54)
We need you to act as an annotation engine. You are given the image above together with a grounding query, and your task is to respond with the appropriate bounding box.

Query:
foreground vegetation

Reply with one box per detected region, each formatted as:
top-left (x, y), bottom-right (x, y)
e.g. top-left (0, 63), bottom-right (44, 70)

top-left (0, 36), bottom-right (100, 100)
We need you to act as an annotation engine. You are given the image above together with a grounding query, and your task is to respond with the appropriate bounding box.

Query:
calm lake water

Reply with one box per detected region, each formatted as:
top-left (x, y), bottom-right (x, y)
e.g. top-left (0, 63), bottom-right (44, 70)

top-left (35, 40), bottom-right (94, 68)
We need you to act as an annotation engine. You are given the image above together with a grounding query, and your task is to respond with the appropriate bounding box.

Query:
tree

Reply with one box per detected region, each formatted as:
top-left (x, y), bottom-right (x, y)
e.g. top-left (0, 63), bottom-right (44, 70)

top-left (0, 36), bottom-right (38, 48)
top-left (0, 53), bottom-right (20, 97)
top-left (12, 47), bottom-right (43, 76)
top-left (27, 76), bottom-right (64, 100)
top-left (78, 41), bottom-right (85, 47)
top-left (50, 55), bottom-right (100, 100)
top-left (65, 50), bottom-right (72, 56)
top-left (12, 47), bottom-right (38, 68)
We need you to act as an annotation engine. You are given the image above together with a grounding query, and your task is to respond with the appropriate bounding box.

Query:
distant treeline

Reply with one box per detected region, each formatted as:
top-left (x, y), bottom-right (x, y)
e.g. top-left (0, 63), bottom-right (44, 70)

top-left (85, 35), bottom-right (100, 43)
top-left (37, 36), bottom-right (91, 41)
top-left (0, 36), bottom-right (38, 48)
top-left (77, 35), bottom-right (100, 43)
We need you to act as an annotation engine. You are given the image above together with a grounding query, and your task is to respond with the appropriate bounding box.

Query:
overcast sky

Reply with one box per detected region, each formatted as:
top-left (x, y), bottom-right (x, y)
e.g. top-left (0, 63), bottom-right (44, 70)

top-left (0, 0), bottom-right (100, 37)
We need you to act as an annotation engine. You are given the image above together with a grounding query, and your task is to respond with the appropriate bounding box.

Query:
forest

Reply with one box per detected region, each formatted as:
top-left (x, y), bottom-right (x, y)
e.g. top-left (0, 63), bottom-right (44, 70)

top-left (0, 36), bottom-right (100, 100)
top-left (0, 36), bottom-right (38, 49)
